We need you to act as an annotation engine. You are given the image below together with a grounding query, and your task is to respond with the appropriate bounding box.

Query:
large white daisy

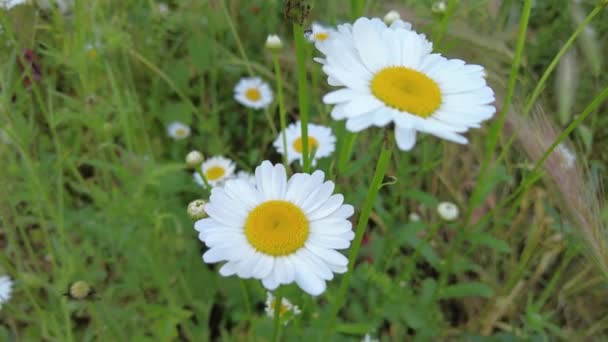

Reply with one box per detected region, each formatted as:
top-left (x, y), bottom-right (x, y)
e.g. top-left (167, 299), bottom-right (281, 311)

top-left (234, 77), bottom-right (273, 109)
top-left (318, 17), bottom-right (495, 151)
top-left (273, 121), bottom-right (336, 166)
top-left (194, 161), bottom-right (355, 296)
top-left (193, 156), bottom-right (236, 188)
top-left (0, 275), bottom-right (13, 310)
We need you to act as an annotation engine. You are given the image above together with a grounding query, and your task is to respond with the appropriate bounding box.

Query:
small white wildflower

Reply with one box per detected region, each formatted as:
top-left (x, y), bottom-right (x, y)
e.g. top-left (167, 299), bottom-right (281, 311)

top-left (409, 212), bottom-right (421, 222)
top-left (265, 34), bottom-right (283, 50)
top-left (0, 275), bottom-right (14, 310)
top-left (555, 143), bottom-right (576, 169)
top-left (432, 1), bottom-right (447, 14)
top-left (383, 10), bottom-right (401, 25)
top-left (185, 150), bottom-right (204, 168)
top-left (264, 292), bottom-right (301, 325)
top-left (234, 77), bottom-right (273, 110)
top-left (157, 2), bottom-right (169, 15)
top-left (193, 156), bottom-right (235, 188)
top-left (167, 122), bottom-right (191, 140)
top-left (437, 201), bottom-right (459, 221)
top-left (187, 199), bottom-right (208, 220)
top-left (362, 334), bottom-right (379, 342)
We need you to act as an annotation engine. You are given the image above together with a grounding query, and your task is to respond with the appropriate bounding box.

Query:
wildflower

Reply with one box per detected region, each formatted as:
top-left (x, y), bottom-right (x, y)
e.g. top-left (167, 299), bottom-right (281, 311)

top-left (437, 201), bottom-right (459, 221)
top-left (306, 22), bottom-right (336, 46)
top-left (0, 275), bottom-right (13, 310)
top-left (318, 17), bottom-right (495, 151)
top-left (362, 334), bottom-right (379, 342)
top-left (235, 171), bottom-right (256, 187)
top-left (265, 34), bottom-right (283, 50)
top-left (167, 121), bottom-right (191, 140)
top-left (193, 156), bottom-right (235, 188)
top-left (432, 1), bottom-right (447, 14)
top-left (187, 199), bottom-right (208, 220)
top-left (85, 42), bottom-right (102, 60)
top-left (66, 280), bottom-right (95, 300)
top-left (273, 121), bottom-right (336, 166)
top-left (0, 0), bottom-right (27, 10)
top-left (195, 161), bottom-right (355, 295)
top-left (234, 77), bottom-right (273, 109)
top-left (185, 150), bottom-right (204, 168)
top-left (408, 212), bottom-right (421, 222)
top-left (554, 143), bottom-right (576, 169)
top-left (383, 10), bottom-right (401, 25)
top-left (264, 292), bottom-right (301, 324)
top-left (157, 2), bottom-right (169, 15)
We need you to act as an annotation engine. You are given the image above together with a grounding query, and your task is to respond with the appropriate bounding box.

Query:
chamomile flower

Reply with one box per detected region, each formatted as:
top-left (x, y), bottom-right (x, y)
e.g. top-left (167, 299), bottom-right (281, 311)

top-left (167, 121), bottom-right (191, 140)
top-left (193, 156), bottom-right (236, 188)
top-left (0, 275), bottom-right (13, 310)
top-left (273, 121), bottom-right (336, 166)
top-left (264, 292), bottom-right (301, 324)
top-left (307, 22), bottom-right (336, 46)
top-left (318, 17), bottom-right (495, 151)
top-left (234, 77), bottom-right (273, 109)
top-left (195, 161), bottom-right (355, 296)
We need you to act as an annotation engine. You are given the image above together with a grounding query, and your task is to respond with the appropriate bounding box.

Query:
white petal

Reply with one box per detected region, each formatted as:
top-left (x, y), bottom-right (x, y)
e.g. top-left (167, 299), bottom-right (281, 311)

top-left (323, 89), bottom-right (358, 104)
top-left (394, 125), bottom-right (417, 151)
top-left (308, 194), bottom-right (344, 220)
top-left (353, 17), bottom-right (390, 72)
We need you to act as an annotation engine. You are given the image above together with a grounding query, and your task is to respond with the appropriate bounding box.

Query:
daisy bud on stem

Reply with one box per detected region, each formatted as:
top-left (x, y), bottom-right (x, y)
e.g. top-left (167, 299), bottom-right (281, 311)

top-left (383, 10), bottom-right (401, 25)
top-left (187, 199), bottom-right (208, 220)
top-left (185, 150), bottom-right (204, 169)
top-left (265, 34), bottom-right (283, 50)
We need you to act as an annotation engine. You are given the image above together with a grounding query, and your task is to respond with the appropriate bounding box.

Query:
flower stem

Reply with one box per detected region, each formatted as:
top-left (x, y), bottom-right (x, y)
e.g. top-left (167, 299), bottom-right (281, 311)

top-left (273, 51), bottom-right (290, 169)
top-left (247, 108), bottom-right (253, 146)
top-left (239, 280), bottom-right (252, 328)
top-left (271, 287), bottom-right (283, 342)
top-left (220, 0), bottom-right (253, 76)
top-left (322, 143), bottom-right (392, 339)
top-left (196, 168), bottom-right (211, 192)
top-left (293, 24), bottom-right (311, 172)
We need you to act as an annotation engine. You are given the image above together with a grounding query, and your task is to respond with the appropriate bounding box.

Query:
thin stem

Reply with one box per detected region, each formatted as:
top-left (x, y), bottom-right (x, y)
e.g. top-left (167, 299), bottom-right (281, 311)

top-left (263, 106), bottom-right (278, 136)
top-left (273, 52), bottom-right (290, 169)
top-left (221, 0), bottom-right (253, 76)
top-left (271, 287), bottom-right (283, 342)
top-left (433, 0), bottom-right (459, 49)
top-left (337, 130), bottom-right (357, 175)
top-left (196, 167), bottom-right (212, 192)
top-left (472, 0), bottom-right (533, 218)
top-left (293, 24), bottom-right (311, 172)
top-left (239, 280), bottom-right (252, 328)
top-left (247, 108), bottom-right (253, 146)
top-left (322, 143), bottom-right (392, 339)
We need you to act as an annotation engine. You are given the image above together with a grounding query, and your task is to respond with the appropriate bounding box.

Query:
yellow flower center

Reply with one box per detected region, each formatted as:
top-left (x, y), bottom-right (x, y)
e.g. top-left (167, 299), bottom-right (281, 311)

top-left (292, 136), bottom-right (318, 154)
top-left (175, 128), bottom-right (187, 137)
top-left (87, 49), bottom-right (98, 59)
top-left (205, 166), bottom-right (225, 181)
top-left (245, 200), bottom-right (309, 256)
top-left (245, 88), bottom-right (262, 102)
top-left (314, 32), bottom-right (329, 41)
top-left (370, 66), bottom-right (442, 118)
top-left (271, 301), bottom-right (289, 315)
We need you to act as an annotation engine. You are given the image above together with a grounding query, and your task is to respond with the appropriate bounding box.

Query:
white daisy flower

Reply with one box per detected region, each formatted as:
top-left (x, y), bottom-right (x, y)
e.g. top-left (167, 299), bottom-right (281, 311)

top-left (0, 275), bottom-right (13, 310)
top-left (273, 121), bottom-right (336, 166)
top-left (167, 121), bottom-right (191, 140)
top-left (306, 22), bottom-right (337, 46)
top-left (235, 171), bottom-right (257, 187)
top-left (318, 17), bottom-right (495, 151)
top-left (195, 161), bottom-right (355, 296)
top-left (264, 292), bottom-right (301, 323)
top-left (437, 201), bottom-right (459, 221)
top-left (193, 156), bottom-right (236, 188)
top-left (234, 77), bottom-right (273, 109)
top-left (1, 0), bottom-right (27, 10)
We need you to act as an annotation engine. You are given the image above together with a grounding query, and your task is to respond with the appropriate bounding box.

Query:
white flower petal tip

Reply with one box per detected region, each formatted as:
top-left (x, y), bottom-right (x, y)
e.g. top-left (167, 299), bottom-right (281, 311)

top-left (234, 77), bottom-right (273, 109)
top-left (195, 160), bottom-right (355, 296)
top-left (314, 16), bottom-right (495, 151)
top-left (273, 121), bottom-right (336, 166)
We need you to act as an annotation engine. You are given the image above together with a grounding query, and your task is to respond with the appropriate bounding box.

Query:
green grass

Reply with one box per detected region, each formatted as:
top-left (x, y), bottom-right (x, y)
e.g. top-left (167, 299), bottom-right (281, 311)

top-left (1, 0), bottom-right (608, 341)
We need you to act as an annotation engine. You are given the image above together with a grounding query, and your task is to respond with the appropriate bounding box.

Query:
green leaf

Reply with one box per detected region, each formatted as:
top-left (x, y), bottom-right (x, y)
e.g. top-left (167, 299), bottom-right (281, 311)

top-left (440, 282), bottom-right (494, 299)
top-left (468, 231), bottom-right (511, 253)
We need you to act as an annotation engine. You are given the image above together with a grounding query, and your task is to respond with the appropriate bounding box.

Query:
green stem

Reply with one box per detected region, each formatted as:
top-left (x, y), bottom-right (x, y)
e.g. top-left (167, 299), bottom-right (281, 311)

top-left (350, 0), bottom-right (365, 19)
top-left (337, 130), bottom-right (358, 175)
top-left (433, 0), bottom-right (459, 49)
top-left (247, 108), bottom-right (253, 146)
top-left (273, 52), bottom-right (290, 169)
top-left (196, 167), bottom-right (212, 192)
top-left (271, 287), bottom-right (283, 342)
top-left (293, 24), bottom-right (311, 172)
top-left (471, 0), bottom-right (533, 219)
top-left (239, 280), bottom-right (252, 328)
top-left (220, 0), bottom-right (253, 76)
top-left (322, 143), bottom-right (392, 339)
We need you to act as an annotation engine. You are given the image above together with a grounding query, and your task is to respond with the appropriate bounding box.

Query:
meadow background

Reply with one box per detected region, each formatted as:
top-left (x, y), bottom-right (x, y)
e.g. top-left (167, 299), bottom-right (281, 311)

top-left (1, 0), bottom-right (608, 340)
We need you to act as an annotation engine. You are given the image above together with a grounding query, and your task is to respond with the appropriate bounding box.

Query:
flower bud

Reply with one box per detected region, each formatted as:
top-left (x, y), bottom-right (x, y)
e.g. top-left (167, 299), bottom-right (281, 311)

top-left (265, 34), bottom-right (283, 50)
top-left (437, 201), bottom-right (459, 221)
top-left (185, 150), bottom-right (204, 168)
top-left (187, 199), bottom-right (208, 220)
top-left (383, 10), bottom-right (401, 25)
top-left (432, 1), bottom-right (447, 14)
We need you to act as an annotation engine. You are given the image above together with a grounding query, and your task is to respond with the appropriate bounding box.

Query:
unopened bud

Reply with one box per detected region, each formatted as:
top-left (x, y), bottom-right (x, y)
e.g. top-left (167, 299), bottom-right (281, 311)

top-left (185, 150), bottom-right (204, 168)
top-left (437, 201), bottom-right (459, 221)
top-left (383, 10), bottom-right (401, 25)
top-left (432, 1), bottom-right (447, 14)
top-left (187, 199), bottom-right (208, 220)
top-left (265, 34), bottom-right (283, 50)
